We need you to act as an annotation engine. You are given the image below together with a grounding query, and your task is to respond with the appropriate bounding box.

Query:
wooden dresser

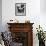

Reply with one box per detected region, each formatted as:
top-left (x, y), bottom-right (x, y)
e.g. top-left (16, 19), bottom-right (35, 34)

top-left (7, 23), bottom-right (34, 46)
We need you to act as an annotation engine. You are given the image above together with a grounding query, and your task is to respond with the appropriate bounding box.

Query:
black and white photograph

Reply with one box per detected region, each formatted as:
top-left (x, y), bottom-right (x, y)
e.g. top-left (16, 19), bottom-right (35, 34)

top-left (15, 3), bottom-right (26, 16)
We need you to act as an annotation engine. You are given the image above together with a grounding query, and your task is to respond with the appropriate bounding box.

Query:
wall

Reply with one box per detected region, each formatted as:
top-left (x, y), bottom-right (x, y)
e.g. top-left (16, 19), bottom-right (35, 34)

top-left (40, 0), bottom-right (46, 13)
top-left (40, 0), bottom-right (46, 31)
top-left (0, 0), bottom-right (2, 32)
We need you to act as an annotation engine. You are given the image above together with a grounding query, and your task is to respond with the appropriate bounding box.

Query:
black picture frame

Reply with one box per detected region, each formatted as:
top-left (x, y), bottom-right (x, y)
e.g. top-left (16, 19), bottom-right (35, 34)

top-left (15, 3), bottom-right (26, 16)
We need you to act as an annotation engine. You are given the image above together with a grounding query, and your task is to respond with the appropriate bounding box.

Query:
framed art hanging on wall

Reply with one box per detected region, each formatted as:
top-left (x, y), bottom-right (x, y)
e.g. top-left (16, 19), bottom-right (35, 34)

top-left (15, 3), bottom-right (26, 16)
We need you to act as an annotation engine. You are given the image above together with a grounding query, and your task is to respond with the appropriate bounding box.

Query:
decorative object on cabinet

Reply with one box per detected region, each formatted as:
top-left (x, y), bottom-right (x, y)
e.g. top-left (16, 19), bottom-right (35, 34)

top-left (25, 20), bottom-right (30, 23)
top-left (7, 23), bottom-right (34, 46)
top-left (15, 3), bottom-right (26, 16)
top-left (8, 19), bottom-right (19, 23)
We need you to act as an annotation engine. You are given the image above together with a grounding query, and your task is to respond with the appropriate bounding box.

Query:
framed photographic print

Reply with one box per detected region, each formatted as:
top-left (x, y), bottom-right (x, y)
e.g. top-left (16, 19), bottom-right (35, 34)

top-left (15, 3), bottom-right (26, 16)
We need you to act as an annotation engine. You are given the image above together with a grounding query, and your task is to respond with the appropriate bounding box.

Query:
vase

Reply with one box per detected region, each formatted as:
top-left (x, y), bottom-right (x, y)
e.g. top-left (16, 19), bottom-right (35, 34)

top-left (39, 40), bottom-right (45, 46)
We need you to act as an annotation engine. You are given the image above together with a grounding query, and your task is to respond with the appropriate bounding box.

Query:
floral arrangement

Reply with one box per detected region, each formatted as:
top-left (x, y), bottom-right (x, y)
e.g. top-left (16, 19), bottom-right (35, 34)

top-left (36, 25), bottom-right (45, 41)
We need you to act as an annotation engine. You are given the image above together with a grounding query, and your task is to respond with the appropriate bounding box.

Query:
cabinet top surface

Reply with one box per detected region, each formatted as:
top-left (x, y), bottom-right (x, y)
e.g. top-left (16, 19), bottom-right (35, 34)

top-left (7, 23), bottom-right (34, 25)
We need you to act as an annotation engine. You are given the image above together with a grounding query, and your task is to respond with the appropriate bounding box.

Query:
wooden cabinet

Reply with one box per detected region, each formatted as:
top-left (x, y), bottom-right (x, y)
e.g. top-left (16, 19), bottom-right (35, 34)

top-left (7, 23), bottom-right (34, 46)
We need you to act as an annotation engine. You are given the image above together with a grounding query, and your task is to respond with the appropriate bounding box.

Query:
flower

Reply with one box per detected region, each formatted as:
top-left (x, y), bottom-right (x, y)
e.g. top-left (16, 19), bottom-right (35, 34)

top-left (36, 25), bottom-right (45, 41)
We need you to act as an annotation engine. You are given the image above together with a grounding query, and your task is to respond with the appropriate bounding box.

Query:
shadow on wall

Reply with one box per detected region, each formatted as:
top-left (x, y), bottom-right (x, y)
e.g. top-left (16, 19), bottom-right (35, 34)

top-left (0, 0), bottom-right (2, 32)
top-left (40, 0), bottom-right (46, 14)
